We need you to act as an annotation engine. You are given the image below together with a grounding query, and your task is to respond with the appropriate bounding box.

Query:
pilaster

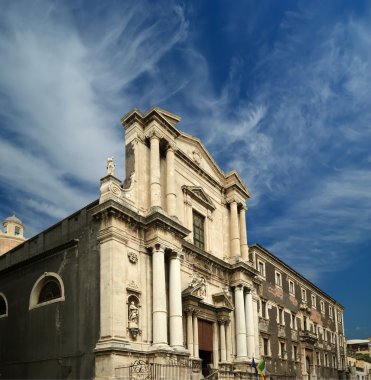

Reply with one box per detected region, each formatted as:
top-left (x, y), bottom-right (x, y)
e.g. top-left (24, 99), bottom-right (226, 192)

top-left (166, 143), bottom-right (177, 216)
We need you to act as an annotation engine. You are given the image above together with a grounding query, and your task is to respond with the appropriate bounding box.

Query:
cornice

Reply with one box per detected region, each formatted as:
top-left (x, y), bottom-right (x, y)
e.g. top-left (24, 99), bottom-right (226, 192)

top-left (250, 243), bottom-right (345, 309)
top-left (92, 199), bottom-right (190, 240)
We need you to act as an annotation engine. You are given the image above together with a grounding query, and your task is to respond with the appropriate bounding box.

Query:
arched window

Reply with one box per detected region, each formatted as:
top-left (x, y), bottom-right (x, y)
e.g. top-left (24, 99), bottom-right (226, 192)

top-left (29, 273), bottom-right (65, 309)
top-left (0, 293), bottom-right (8, 317)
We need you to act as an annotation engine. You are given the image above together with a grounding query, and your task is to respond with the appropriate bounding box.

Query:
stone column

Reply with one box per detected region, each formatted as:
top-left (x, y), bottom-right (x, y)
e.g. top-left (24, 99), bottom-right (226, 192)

top-left (213, 321), bottom-right (219, 368)
top-left (234, 285), bottom-right (247, 359)
top-left (244, 289), bottom-right (256, 359)
top-left (152, 244), bottom-right (167, 346)
top-left (186, 309), bottom-right (194, 356)
top-left (193, 312), bottom-right (199, 358)
top-left (169, 251), bottom-right (183, 348)
top-left (150, 131), bottom-right (161, 208)
top-left (219, 319), bottom-right (227, 362)
top-left (239, 205), bottom-right (249, 261)
top-left (230, 200), bottom-right (241, 257)
top-left (226, 319), bottom-right (232, 362)
top-left (166, 144), bottom-right (176, 216)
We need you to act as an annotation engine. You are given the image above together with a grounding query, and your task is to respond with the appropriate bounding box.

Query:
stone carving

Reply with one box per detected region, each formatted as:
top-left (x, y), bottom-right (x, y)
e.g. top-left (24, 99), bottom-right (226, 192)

top-left (129, 301), bottom-right (139, 324)
top-left (127, 280), bottom-right (140, 292)
top-left (107, 157), bottom-right (115, 176)
top-left (128, 296), bottom-right (141, 339)
top-left (189, 274), bottom-right (207, 298)
top-left (191, 149), bottom-right (202, 165)
top-left (109, 183), bottom-right (121, 196)
top-left (128, 251), bottom-right (138, 264)
top-left (129, 360), bottom-right (151, 379)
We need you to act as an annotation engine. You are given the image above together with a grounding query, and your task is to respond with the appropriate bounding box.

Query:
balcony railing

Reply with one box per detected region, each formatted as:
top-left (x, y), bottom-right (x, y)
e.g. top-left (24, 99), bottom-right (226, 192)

top-left (115, 360), bottom-right (193, 380)
top-left (299, 330), bottom-right (318, 344)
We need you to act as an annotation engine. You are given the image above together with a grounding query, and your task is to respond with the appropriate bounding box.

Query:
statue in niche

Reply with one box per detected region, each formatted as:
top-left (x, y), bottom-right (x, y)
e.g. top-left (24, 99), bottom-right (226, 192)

top-left (129, 301), bottom-right (139, 325)
top-left (107, 157), bottom-right (115, 176)
top-left (128, 298), bottom-right (141, 339)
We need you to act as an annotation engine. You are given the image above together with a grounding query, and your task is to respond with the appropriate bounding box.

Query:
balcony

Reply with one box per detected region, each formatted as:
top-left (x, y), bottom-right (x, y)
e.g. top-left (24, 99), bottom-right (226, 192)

top-left (299, 330), bottom-right (318, 344)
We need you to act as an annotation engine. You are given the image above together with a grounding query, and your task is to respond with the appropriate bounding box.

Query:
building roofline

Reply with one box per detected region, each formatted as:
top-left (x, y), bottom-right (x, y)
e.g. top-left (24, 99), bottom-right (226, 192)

top-left (251, 242), bottom-right (345, 309)
top-left (0, 199), bottom-right (99, 263)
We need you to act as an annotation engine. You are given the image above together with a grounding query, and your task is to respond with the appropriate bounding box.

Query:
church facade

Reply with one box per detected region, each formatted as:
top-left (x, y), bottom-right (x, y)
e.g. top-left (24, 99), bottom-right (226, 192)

top-left (0, 107), bottom-right (346, 379)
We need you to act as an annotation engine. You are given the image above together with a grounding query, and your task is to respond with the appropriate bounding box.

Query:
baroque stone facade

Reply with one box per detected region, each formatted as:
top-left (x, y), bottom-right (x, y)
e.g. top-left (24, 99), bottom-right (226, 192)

top-left (0, 107), bottom-right (346, 379)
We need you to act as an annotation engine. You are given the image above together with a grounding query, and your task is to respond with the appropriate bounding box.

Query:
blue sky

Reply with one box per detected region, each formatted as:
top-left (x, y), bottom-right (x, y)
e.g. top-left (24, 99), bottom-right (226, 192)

top-left (0, 0), bottom-right (370, 339)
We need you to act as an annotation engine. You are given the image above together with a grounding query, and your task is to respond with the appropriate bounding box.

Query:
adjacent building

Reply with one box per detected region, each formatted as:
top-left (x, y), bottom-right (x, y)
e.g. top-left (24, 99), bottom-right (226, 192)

top-left (0, 214), bottom-right (26, 256)
top-left (0, 107), bottom-right (347, 379)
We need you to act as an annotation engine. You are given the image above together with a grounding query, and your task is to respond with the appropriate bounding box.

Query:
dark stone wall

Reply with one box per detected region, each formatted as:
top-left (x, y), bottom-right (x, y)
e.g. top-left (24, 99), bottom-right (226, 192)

top-left (258, 253), bottom-right (342, 379)
top-left (0, 202), bottom-right (100, 379)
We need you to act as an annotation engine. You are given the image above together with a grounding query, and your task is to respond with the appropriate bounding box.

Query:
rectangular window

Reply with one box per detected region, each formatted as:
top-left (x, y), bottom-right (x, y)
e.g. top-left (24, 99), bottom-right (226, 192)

top-left (311, 294), bottom-right (317, 308)
top-left (14, 226), bottom-right (20, 235)
top-left (258, 260), bottom-right (265, 277)
top-left (280, 341), bottom-right (286, 358)
top-left (329, 306), bottom-right (333, 318)
top-left (338, 311), bottom-right (342, 324)
top-left (278, 307), bottom-right (284, 325)
top-left (301, 288), bottom-right (307, 302)
top-left (261, 300), bottom-right (267, 319)
top-left (293, 345), bottom-right (298, 361)
top-left (317, 351), bottom-right (320, 366)
top-left (193, 211), bottom-right (205, 250)
top-left (289, 279), bottom-right (295, 295)
top-left (291, 313), bottom-right (297, 329)
top-left (320, 300), bottom-right (325, 314)
top-left (263, 337), bottom-right (269, 356)
top-left (325, 353), bottom-right (328, 367)
top-left (275, 271), bottom-right (282, 287)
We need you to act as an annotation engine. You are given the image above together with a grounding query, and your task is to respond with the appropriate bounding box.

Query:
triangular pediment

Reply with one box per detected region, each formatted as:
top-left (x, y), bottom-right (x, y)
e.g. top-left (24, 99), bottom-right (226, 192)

top-left (212, 291), bottom-right (234, 311)
top-left (182, 186), bottom-right (215, 211)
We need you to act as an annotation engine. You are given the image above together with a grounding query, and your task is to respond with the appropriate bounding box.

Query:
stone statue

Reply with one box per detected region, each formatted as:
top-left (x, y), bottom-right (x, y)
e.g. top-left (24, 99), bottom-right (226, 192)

top-left (129, 301), bottom-right (139, 324)
top-left (107, 157), bottom-right (115, 176)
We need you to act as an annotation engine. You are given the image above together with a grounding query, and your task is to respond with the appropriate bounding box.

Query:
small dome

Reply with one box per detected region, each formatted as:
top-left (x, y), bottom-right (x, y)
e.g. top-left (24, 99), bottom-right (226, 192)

top-left (5, 214), bottom-right (23, 225)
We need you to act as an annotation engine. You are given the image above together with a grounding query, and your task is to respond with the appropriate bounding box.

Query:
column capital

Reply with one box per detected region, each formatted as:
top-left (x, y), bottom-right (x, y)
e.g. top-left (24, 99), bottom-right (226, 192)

top-left (166, 141), bottom-right (178, 152)
top-left (226, 195), bottom-right (239, 205)
top-left (218, 317), bottom-right (230, 325)
top-left (184, 199), bottom-right (192, 207)
top-left (239, 204), bottom-right (247, 212)
top-left (147, 243), bottom-right (166, 254)
top-left (244, 286), bottom-right (254, 295)
top-left (233, 282), bottom-right (247, 291)
top-left (146, 128), bottom-right (163, 140)
top-left (184, 306), bottom-right (195, 314)
top-left (168, 250), bottom-right (184, 261)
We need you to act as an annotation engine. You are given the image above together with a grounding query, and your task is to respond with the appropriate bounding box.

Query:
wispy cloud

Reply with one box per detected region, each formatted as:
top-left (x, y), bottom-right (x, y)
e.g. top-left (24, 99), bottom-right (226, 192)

top-left (0, 0), bottom-right (370, 289)
top-left (167, 5), bottom-right (371, 283)
top-left (0, 0), bottom-right (188, 236)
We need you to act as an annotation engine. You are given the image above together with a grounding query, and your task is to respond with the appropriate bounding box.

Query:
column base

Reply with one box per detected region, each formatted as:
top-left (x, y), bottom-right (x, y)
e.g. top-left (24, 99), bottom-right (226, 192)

top-left (149, 343), bottom-right (172, 352)
top-left (233, 356), bottom-right (249, 363)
